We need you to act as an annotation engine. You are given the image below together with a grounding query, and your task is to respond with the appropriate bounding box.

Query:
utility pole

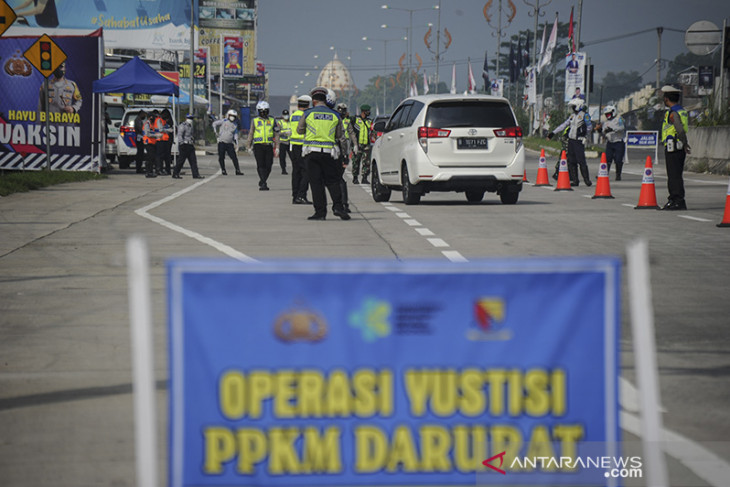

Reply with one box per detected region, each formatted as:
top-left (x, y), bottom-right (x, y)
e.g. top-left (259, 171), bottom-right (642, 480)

top-left (189, 0), bottom-right (194, 117)
top-left (524, 0), bottom-right (551, 134)
top-left (575, 0), bottom-right (583, 50)
top-left (656, 27), bottom-right (663, 94)
top-left (485, 0), bottom-right (517, 83)
top-left (435, 0), bottom-right (442, 92)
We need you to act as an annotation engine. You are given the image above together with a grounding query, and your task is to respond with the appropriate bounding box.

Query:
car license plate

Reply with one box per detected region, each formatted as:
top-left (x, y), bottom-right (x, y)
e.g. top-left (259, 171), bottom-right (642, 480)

top-left (457, 137), bottom-right (488, 150)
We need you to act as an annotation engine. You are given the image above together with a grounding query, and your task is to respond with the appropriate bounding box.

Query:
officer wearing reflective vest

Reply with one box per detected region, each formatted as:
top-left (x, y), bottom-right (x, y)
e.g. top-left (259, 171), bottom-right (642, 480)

top-left (296, 86), bottom-right (350, 221)
top-left (143, 109), bottom-right (161, 178)
top-left (277, 109), bottom-right (291, 175)
top-left (351, 104), bottom-right (373, 184)
top-left (246, 100), bottom-right (279, 191)
top-left (289, 95), bottom-right (312, 204)
top-left (660, 85), bottom-right (691, 210)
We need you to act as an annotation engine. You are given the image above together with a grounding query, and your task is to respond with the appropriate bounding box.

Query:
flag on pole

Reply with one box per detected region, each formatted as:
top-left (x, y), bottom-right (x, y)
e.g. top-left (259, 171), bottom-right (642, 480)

top-left (568, 6), bottom-right (575, 53)
top-left (409, 78), bottom-right (418, 97)
top-left (467, 59), bottom-right (477, 94)
top-left (539, 21), bottom-right (547, 61)
top-left (481, 50), bottom-right (490, 91)
top-left (423, 71), bottom-right (429, 95)
top-left (450, 62), bottom-right (456, 94)
top-left (538, 14), bottom-right (558, 73)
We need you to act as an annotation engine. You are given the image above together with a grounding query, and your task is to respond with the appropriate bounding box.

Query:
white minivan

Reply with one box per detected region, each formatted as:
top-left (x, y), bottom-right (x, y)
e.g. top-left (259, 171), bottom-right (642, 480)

top-left (370, 94), bottom-right (525, 205)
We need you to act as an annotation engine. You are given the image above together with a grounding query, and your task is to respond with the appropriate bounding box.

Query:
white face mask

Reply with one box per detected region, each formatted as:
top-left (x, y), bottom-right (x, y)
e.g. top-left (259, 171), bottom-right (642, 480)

top-left (283, 115), bottom-right (289, 120)
top-left (228, 116), bottom-right (236, 122)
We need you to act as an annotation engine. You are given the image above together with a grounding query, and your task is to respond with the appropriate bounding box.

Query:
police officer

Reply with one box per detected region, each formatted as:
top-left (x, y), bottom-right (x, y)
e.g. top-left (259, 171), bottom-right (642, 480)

top-left (157, 109), bottom-right (174, 175)
top-left (660, 85), bottom-right (691, 210)
top-left (143, 109), bottom-right (161, 178)
top-left (278, 109), bottom-right (291, 175)
top-left (548, 98), bottom-right (592, 187)
top-left (337, 102), bottom-right (355, 213)
top-left (38, 62), bottom-right (82, 114)
top-left (351, 104), bottom-right (372, 184)
top-left (290, 95), bottom-right (312, 204)
top-left (296, 86), bottom-right (350, 221)
top-left (596, 105), bottom-right (626, 180)
top-left (212, 109), bottom-right (244, 176)
top-left (172, 114), bottom-right (203, 179)
top-left (133, 110), bottom-right (147, 174)
top-left (246, 101), bottom-right (279, 191)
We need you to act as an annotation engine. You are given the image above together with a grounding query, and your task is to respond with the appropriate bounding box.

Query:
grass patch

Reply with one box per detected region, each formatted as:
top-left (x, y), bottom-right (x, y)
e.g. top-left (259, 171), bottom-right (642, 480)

top-left (0, 170), bottom-right (107, 197)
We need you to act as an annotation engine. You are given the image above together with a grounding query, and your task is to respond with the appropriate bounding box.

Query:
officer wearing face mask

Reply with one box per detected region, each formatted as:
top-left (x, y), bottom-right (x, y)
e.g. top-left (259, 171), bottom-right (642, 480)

top-left (277, 109), bottom-right (291, 175)
top-left (212, 109), bottom-right (244, 176)
top-left (39, 61), bottom-right (82, 114)
top-left (548, 97), bottom-right (593, 187)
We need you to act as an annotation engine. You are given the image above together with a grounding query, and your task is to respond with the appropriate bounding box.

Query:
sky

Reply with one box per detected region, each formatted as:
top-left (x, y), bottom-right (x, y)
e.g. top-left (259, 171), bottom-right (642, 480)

top-left (257, 0), bottom-right (730, 98)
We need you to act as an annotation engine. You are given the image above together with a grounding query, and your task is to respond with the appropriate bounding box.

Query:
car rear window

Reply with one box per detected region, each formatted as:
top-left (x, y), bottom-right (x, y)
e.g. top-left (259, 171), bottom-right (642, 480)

top-left (425, 101), bottom-right (516, 128)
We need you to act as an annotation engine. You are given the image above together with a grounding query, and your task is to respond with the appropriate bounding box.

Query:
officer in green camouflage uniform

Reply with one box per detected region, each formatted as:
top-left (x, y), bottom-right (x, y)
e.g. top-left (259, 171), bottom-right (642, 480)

top-left (351, 104), bottom-right (372, 184)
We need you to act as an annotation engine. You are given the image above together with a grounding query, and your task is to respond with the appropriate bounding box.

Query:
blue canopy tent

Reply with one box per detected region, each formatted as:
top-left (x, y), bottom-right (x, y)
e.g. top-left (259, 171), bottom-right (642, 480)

top-left (92, 56), bottom-right (179, 96)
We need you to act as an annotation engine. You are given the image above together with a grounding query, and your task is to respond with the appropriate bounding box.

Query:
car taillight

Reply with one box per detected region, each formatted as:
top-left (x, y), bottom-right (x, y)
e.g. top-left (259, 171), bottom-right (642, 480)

top-left (493, 126), bottom-right (523, 137)
top-left (120, 126), bottom-right (133, 134)
top-left (418, 126), bottom-right (451, 153)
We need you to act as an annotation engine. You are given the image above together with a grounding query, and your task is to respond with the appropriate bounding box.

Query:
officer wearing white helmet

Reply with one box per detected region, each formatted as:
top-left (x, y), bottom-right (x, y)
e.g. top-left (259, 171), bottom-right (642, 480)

top-left (659, 84), bottom-right (690, 210)
top-left (595, 105), bottom-right (626, 180)
top-left (296, 86), bottom-right (350, 220)
top-left (246, 100), bottom-right (279, 191)
top-left (289, 94), bottom-right (312, 204)
top-left (548, 97), bottom-right (593, 187)
top-left (212, 109), bottom-right (243, 175)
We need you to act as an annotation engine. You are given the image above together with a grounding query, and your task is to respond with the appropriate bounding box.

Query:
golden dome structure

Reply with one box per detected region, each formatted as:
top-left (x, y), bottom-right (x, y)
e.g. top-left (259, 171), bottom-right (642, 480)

top-left (316, 53), bottom-right (355, 93)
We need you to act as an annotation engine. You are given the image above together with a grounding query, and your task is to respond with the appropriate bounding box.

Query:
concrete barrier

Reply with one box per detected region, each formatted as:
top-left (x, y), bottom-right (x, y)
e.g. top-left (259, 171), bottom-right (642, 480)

top-left (686, 126), bottom-right (730, 175)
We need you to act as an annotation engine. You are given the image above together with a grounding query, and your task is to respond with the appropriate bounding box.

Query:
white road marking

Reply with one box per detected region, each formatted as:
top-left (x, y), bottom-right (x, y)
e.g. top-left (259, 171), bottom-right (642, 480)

top-left (679, 215), bottom-right (712, 222)
top-left (622, 203), bottom-right (636, 208)
top-left (415, 228), bottom-right (435, 236)
top-left (427, 238), bottom-right (449, 248)
top-left (385, 206), bottom-right (401, 212)
top-left (403, 219), bottom-right (421, 226)
top-left (396, 212), bottom-right (411, 218)
top-left (134, 173), bottom-right (256, 262)
top-left (442, 250), bottom-right (467, 262)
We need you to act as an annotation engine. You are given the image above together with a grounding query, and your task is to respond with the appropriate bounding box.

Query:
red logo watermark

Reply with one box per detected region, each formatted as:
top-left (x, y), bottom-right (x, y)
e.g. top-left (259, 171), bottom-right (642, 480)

top-left (482, 451), bottom-right (506, 475)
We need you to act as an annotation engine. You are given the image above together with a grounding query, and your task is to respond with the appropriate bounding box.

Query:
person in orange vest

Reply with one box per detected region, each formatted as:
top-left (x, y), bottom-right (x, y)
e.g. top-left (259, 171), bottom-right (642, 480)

top-left (143, 109), bottom-right (161, 178)
top-left (156, 109), bottom-right (174, 175)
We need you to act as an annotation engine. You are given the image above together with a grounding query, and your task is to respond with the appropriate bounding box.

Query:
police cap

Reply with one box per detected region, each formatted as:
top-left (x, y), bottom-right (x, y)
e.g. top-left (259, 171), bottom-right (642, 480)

top-left (310, 86), bottom-right (328, 101)
top-left (661, 85), bottom-right (681, 93)
top-left (360, 104), bottom-right (371, 112)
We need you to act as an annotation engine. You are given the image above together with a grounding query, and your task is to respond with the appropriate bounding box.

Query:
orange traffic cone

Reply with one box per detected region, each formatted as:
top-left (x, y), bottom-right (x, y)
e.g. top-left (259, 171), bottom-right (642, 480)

top-left (554, 151), bottom-right (573, 191)
top-left (592, 153), bottom-right (614, 199)
top-left (523, 169), bottom-right (529, 183)
top-left (534, 148), bottom-right (551, 186)
top-left (717, 177), bottom-right (730, 227)
top-left (635, 155), bottom-right (660, 209)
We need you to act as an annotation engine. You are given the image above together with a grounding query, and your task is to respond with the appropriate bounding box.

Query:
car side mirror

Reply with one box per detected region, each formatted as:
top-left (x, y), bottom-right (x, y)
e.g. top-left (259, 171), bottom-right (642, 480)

top-left (114, 122), bottom-right (121, 127)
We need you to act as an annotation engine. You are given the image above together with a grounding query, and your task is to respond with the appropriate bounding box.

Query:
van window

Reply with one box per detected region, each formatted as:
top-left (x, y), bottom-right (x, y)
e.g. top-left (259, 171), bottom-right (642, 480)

top-left (386, 103), bottom-right (409, 131)
top-left (106, 105), bottom-right (125, 121)
top-left (425, 101), bottom-right (516, 128)
top-left (404, 101), bottom-right (424, 127)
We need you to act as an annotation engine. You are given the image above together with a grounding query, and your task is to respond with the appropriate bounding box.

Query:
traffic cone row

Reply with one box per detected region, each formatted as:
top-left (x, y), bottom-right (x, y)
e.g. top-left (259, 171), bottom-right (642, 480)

top-left (534, 149), bottom-right (551, 187)
top-left (592, 153), bottom-right (614, 199)
top-left (718, 177), bottom-right (730, 227)
top-left (635, 156), bottom-right (660, 209)
top-left (554, 151), bottom-right (573, 191)
top-left (529, 150), bottom-right (728, 226)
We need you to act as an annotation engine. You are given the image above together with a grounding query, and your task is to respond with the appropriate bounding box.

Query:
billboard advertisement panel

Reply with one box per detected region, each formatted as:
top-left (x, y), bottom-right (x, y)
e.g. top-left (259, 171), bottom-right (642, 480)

top-left (168, 258), bottom-right (621, 486)
top-left (6, 0), bottom-right (195, 50)
top-left (0, 33), bottom-right (101, 171)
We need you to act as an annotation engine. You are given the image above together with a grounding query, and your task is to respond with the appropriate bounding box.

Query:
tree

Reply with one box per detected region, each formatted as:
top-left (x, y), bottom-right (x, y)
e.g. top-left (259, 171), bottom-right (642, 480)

top-left (596, 71), bottom-right (644, 104)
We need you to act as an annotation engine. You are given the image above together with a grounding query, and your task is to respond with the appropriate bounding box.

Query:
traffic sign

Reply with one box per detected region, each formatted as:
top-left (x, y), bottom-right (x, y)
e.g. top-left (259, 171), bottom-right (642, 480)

top-left (0, 0), bottom-right (18, 37)
top-left (685, 20), bottom-right (722, 56)
top-left (23, 34), bottom-right (67, 78)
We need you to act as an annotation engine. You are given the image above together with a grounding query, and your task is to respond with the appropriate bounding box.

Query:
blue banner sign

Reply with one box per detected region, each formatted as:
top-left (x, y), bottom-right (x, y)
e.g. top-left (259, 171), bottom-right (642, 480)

top-left (626, 131), bottom-right (658, 147)
top-left (168, 258), bottom-right (620, 486)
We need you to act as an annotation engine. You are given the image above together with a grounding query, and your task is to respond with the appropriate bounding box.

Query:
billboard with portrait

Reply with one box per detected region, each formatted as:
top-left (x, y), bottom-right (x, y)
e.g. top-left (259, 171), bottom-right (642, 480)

top-left (0, 33), bottom-right (102, 171)
top-left (564, 51), bottom-right (586, 102)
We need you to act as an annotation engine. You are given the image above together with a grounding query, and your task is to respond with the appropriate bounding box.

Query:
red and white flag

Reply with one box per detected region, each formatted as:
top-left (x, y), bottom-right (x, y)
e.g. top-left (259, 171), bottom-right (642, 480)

top-left (467, 60), bottom-right (477, 94)
top-left (568, 6), bottom-right (575, 53)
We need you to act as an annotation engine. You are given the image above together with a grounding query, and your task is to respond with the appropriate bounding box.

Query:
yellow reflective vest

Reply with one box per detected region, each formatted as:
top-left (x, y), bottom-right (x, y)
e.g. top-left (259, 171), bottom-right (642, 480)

top-left (661, 105), bottom-right (688, 146)
top-left (290, 110), bottom-right (305, 146)
top-left (354, 116), bottom-right (372, 146)
top-left (252, 116), bottom-right (276, 144)
top-left (303, 106), bottom-right (339, 149)
top-left (278, 119), bottom-right (291, 143)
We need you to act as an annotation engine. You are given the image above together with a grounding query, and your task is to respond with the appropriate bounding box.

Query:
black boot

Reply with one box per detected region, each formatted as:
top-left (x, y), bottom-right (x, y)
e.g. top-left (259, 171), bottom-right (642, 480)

top-left (615, 163), bottom-right (623, 181)
top-left (568, 166), bottom-right (579, 186)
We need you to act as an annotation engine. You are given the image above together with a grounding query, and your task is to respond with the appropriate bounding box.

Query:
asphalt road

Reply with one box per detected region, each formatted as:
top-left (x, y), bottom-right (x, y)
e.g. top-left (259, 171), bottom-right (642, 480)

top-left (1, 148), bottom-right (728, 486)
